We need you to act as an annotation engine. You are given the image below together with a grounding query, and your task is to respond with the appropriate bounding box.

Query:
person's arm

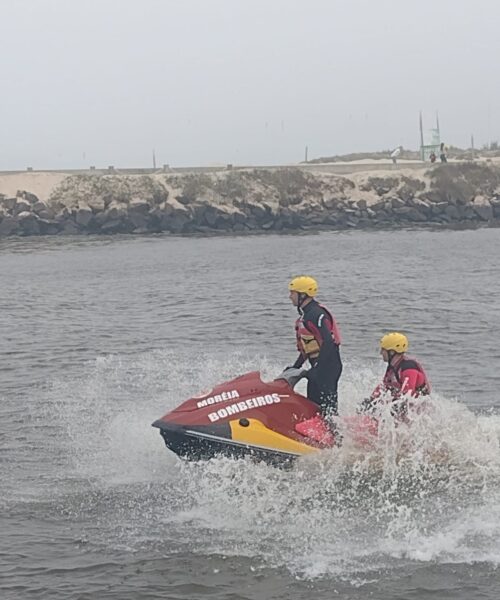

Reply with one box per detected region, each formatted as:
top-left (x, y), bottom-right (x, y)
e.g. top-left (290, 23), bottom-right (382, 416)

top-left (292, 354), bottom-right (306, 369)
top-left (400, 368), bottom-right (421, 396)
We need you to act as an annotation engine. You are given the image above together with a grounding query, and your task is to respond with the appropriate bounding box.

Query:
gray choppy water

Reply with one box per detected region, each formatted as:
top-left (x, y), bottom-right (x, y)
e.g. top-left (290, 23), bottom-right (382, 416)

top-left (1, 229), bottom-right (500, 599)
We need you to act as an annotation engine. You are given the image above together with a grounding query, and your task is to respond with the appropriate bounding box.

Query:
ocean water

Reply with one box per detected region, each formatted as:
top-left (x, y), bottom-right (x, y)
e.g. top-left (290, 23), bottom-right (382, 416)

top-left (1, 228), bottom-right (500, 599)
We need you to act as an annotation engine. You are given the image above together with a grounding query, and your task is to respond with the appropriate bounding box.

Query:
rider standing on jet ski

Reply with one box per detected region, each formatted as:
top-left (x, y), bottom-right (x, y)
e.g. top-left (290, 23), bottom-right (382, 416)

top-left (288, 276), bottom-right (343, 416)
top-left (361, 332), bottom-right (431, 417)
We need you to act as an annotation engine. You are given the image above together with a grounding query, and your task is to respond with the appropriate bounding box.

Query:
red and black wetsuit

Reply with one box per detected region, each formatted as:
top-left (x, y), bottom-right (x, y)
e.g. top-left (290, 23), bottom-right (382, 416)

top-left (370, 354), bottom-right (430, 416)
top-left (292, 299), bottom-right (342, 415)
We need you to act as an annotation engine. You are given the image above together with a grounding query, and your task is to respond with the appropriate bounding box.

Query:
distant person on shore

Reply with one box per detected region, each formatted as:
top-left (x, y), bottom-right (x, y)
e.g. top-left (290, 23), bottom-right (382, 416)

top-left (287, 276), bottom-right (342, 417)
top-left (360, 332), bottom-right (430, 418)
top-left (390, 146), bottom-right (402, 164)
top-left (429, 151), bottom-right (437, 163)
top-left (439, 143), bottom-right (448, 163)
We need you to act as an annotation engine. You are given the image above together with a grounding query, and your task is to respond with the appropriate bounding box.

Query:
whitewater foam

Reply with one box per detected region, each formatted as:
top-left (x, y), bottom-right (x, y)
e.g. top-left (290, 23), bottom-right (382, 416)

top-left (35, 349), bottom-right (500, 578)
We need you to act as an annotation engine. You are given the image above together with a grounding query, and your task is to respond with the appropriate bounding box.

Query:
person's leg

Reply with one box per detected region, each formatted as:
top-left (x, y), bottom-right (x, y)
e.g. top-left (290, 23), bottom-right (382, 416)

top-left (318, 386), bottom-right (338, 417)
top-left (307, 378), bottom-right (321, 407)
top-left (307, 377), bottom-right (338, 416)
top-left (306, 376), bottom-right (342, 445)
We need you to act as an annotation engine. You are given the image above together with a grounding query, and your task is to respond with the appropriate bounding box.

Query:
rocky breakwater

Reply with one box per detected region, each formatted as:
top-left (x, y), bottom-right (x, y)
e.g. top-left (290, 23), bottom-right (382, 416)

top-left (1, 163), bottom-right (500, 237)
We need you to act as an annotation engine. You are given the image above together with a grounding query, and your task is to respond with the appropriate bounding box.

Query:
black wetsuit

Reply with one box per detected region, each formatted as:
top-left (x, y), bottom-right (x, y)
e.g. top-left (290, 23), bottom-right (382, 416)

top-left (293, 299), bottom-right (343, 416)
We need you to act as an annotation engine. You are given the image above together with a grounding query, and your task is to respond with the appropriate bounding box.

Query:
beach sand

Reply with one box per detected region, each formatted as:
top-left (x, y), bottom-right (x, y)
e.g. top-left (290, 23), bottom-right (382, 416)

top-left (0, 172), bottom-right (69, 202)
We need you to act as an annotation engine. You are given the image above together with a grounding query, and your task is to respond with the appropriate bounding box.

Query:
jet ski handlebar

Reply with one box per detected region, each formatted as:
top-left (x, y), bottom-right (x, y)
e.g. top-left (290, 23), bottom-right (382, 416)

top-left (274, 368), bottom-right (308, 388)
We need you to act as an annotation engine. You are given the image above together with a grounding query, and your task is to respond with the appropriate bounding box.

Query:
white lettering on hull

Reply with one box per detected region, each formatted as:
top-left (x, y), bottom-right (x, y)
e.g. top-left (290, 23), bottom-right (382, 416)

top-left (207, 393), bottom-right (281, 422)
top-left (196, 389), bottom-right (240, 408)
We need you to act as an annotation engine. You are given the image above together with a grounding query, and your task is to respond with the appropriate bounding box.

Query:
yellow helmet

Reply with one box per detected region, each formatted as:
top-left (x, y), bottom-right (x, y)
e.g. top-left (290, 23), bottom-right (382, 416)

top-left (288, 276), bottom-right (318, 297)
top-left (380, 332), bottom-right (408, 353)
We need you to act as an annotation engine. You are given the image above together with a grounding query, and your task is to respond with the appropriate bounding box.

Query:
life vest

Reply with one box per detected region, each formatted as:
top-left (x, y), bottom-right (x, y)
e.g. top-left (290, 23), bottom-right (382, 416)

top-left (382, 356), bottom-right (431, 398)
top-left (295, 304), bottom-right (341, 360)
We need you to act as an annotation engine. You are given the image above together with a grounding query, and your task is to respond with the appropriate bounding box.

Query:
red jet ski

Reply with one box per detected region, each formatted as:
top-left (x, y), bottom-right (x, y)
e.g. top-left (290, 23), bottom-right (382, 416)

top-left (152, 370), bottom-right (378, 464)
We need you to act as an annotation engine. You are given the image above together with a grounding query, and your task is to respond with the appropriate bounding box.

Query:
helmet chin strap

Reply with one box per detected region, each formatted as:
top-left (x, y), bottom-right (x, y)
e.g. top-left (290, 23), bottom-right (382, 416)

top-left (297, 292), bottom-right (308, 312)
top-left (388, 350), bottom-right (404, 365)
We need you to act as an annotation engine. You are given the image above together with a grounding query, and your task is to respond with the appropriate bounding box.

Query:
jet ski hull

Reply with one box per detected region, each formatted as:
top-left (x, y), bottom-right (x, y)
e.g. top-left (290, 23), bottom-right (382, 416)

top-left (152, 371), bottom-right (377, 464)
top-left (153, 419), bottom-right (307, 464)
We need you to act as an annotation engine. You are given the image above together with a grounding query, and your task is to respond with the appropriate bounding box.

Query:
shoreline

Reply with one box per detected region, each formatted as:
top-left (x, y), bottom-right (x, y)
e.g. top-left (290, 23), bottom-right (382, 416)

top-left (1, 163), bottom-right (499, 237)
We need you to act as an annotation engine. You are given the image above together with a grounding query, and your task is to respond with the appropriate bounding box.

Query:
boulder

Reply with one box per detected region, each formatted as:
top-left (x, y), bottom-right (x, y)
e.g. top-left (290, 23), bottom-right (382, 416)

top-left (38, 219), bottom-right (61, 235)
top-left (322, 193), bottom-right (341, 210)
top-left (202, 204), bottom-right (236, 228)
top-left (55, 207), bottom-right (71, 222)
top-left (148, 205), bottom-right (164, 226)
top-left (105, 201), bottom-right (128, 221)
top-left (17, 190), bottom-right (40, 204)
top-left (93, 211), bottom-right (109, 227)
top-left (405, 208), bottom-right (427, 222)
top-left (36, 208), bottom-right (56, 220)
top-left (87, 196), bottom-right (106, 212)
top-left (420, 190), bottom-right (443, 204)
top-left (165, 197), bottom-right (190, 215)
top-left (231, 209), bottom-right (247, 224)
top-left (32, 200), bottom-right (49, 215)
top-left (281, 194), bottom-right (303, 207)
top-left (61, 220), bottom-right (80, 234)
top-left (99, 219), bottom-right (130, 233)
top-left (393, 206), bottom-right (412, 215)
top-left (161, 212), bottom-right (190, 233)
top-left (75, 203), bottom-right (93, 227)
top-left (200, 205), bottom-right (217, 227)
top-left (0, 215), bottom-right (19, 235)
top-left (361, 176), bottom-right (399, 196)
top-left (390, 196), bottom-right (406, 209)
top-left (0, 196), bottom-right (17, 211)
top-left (370, 199), bottom-right (386, 211)
top-left (472, 195), bottom-right (493, 221)
top-left (128, 211), bottom-right (149, 230)
top-left (248, 202), bottom-right (269, 219)
top-left (128, 198), bottom-right (151, 214)
top-left (463, 207), bottom-right (476, 220)
top-left (14, 198), bottom-right (32, 215)
top-left (444, 205), bottom-right (460, 220)
top-left (490, 196), bottom-right (500, 218)
top-left (261, 219), bottom-right (275, 230)
top-left (397, 184), bottom-right (415, 203)
top-left (431, 202), bottom-right (448, 215)
top-left (17, 211), bottom-right (40, 235)
top-left (411, 198), bottom-right (432, 215)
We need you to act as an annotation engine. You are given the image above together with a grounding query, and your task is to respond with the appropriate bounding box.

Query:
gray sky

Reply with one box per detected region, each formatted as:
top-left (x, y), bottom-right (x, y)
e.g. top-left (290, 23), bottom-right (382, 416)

top-left (2, 0), bottom-right (499, 169)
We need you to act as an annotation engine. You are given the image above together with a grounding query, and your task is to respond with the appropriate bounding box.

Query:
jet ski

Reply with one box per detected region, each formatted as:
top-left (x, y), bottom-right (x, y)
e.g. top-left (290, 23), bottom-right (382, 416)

top-left (152, 370), bottom-right (378, 464)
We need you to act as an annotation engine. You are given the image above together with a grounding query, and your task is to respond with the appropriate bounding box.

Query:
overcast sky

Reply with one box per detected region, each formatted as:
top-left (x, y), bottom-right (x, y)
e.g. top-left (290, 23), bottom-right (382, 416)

top-left (1, 0), bottom-right (499, 169)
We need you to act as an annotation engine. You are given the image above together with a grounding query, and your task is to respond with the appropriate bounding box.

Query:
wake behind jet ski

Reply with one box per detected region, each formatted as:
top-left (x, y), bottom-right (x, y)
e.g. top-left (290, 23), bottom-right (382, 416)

top-left (152, 369), bottom-right (378, 464)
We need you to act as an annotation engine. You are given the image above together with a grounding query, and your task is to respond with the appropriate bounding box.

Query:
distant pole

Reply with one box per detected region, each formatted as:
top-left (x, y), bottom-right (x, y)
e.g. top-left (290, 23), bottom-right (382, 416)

top-left (487, 104), bottom-right (491, 149)
top-left (305, 145), bottom-right (308, 162)
top-left (419, 111), bottom-right (424, 161)
top-left (436, 111), bottom-right (440, 138)
top-left (152, 149), bottom-right (156, 169)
